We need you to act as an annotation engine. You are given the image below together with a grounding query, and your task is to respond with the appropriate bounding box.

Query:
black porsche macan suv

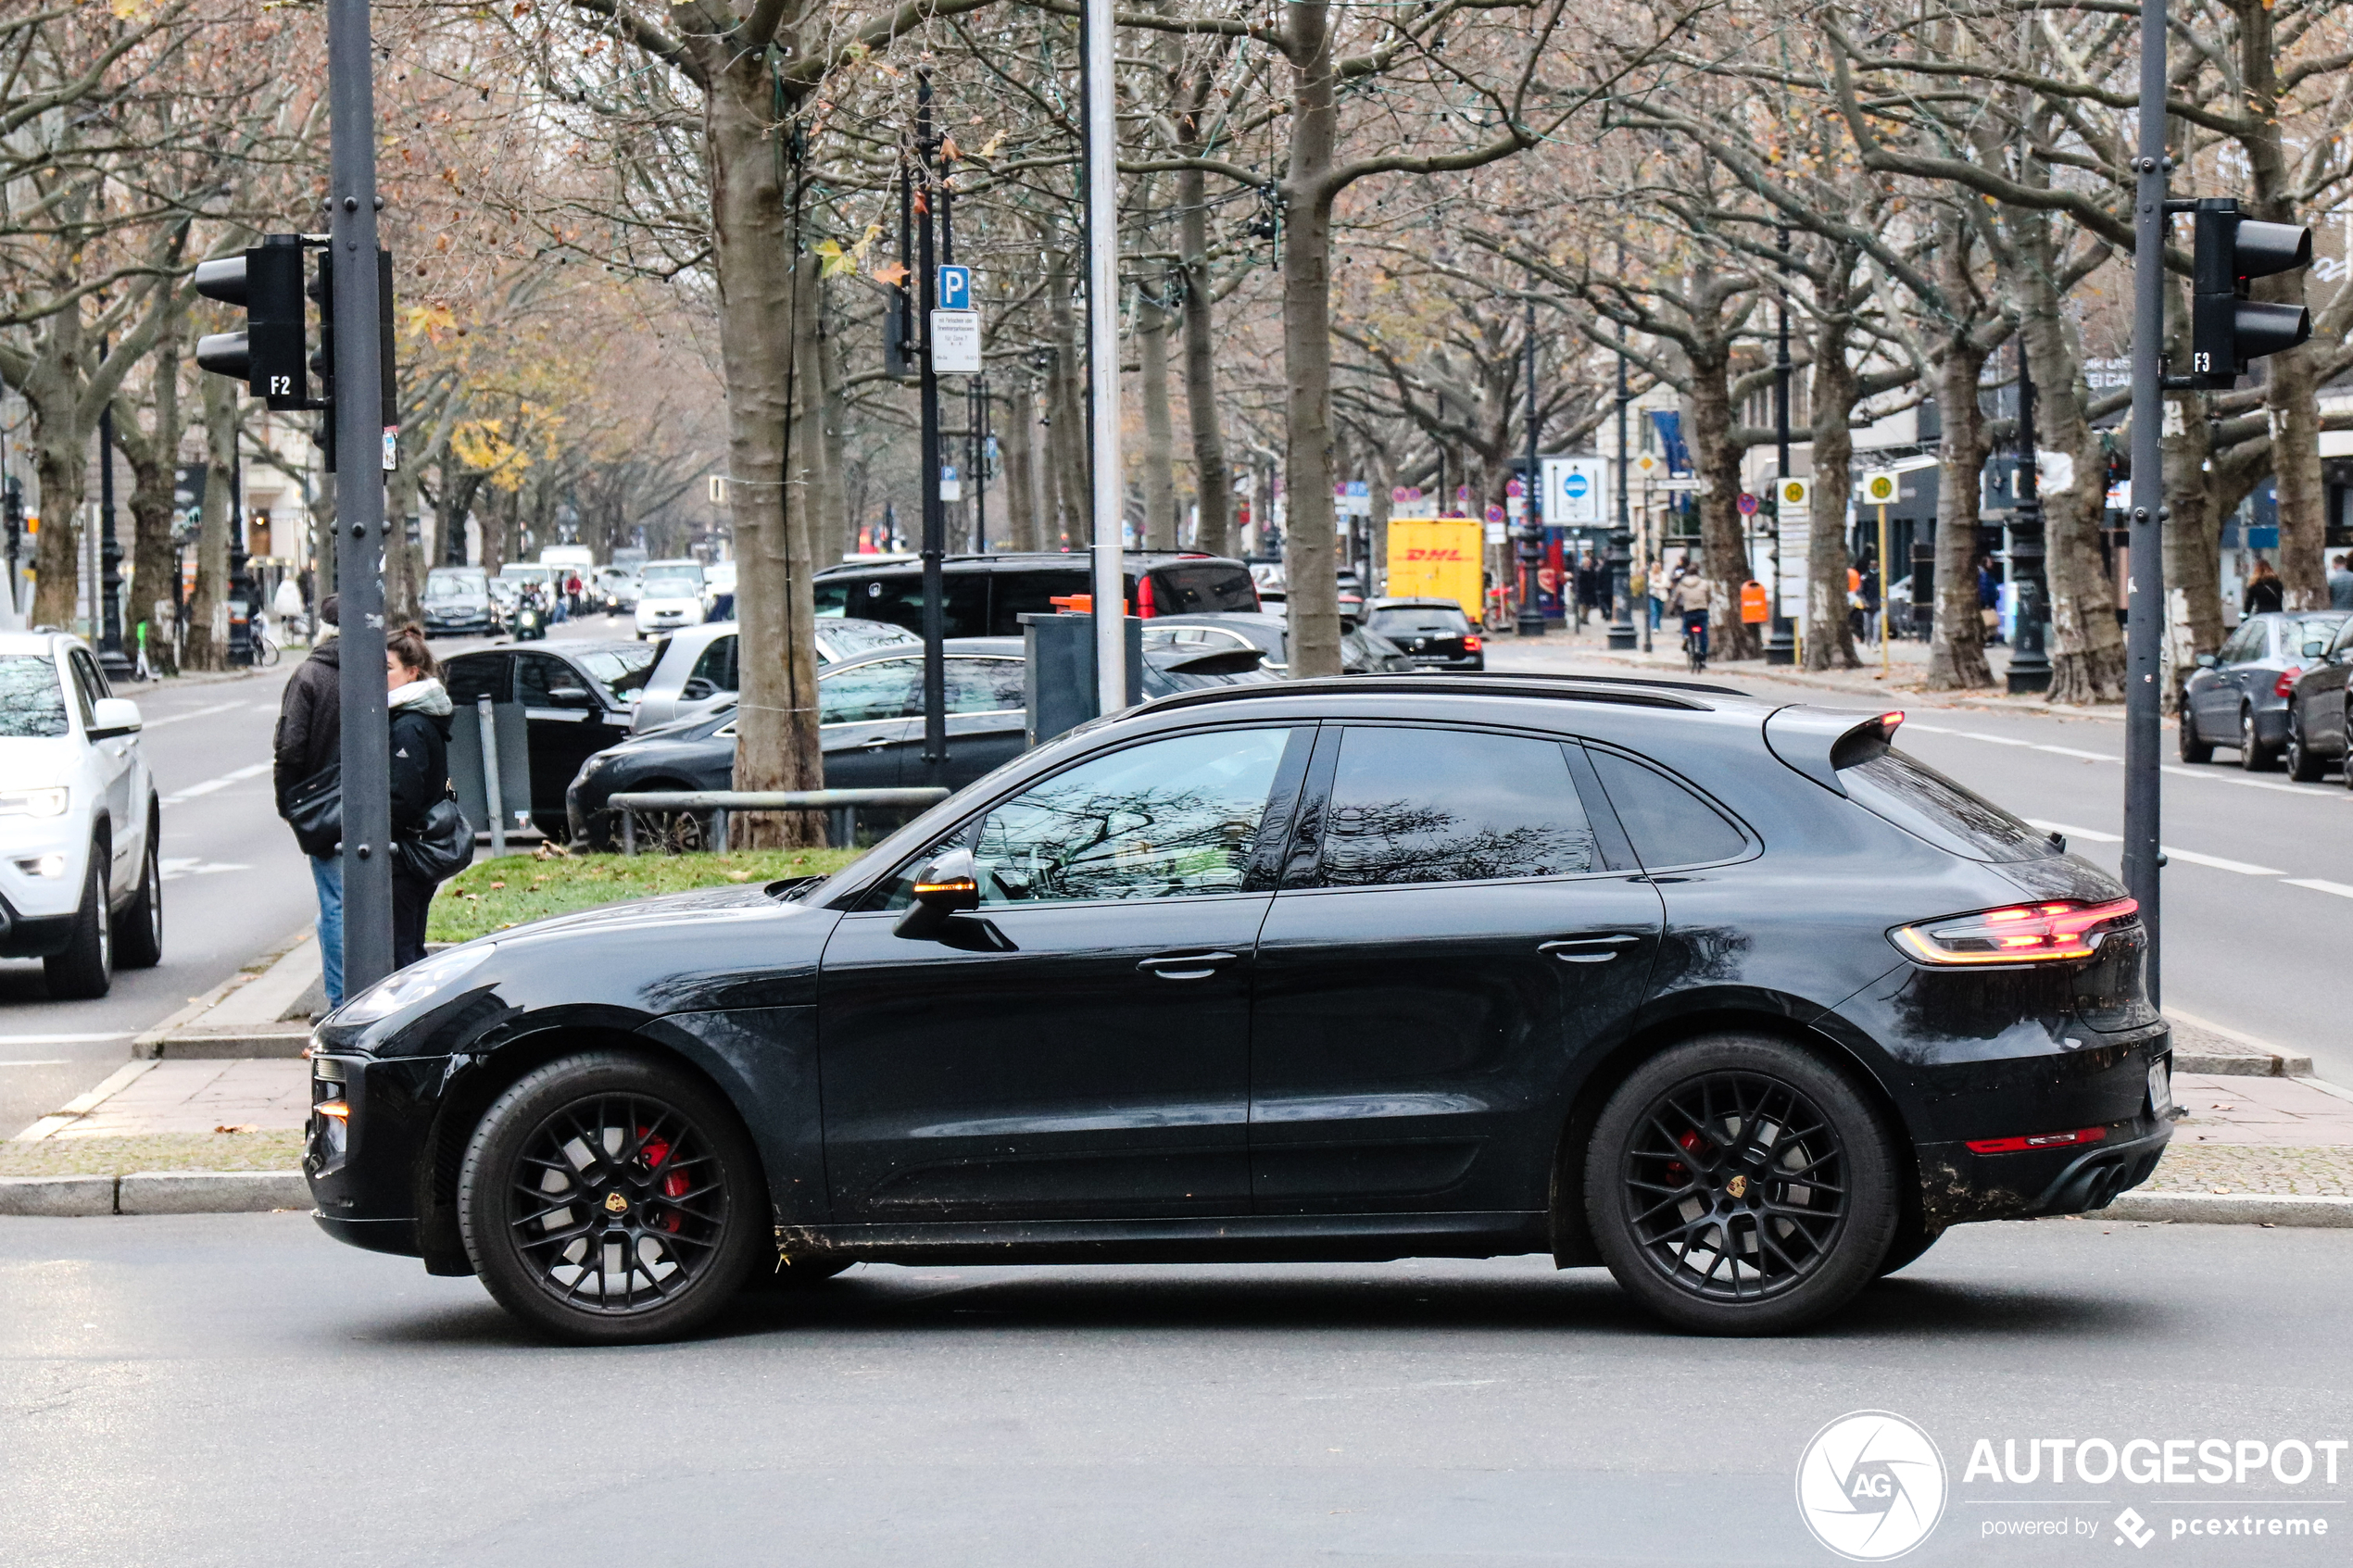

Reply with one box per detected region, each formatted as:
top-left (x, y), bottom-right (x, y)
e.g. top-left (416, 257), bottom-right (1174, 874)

top-left (306, 674), bottom-right (2170, 1343)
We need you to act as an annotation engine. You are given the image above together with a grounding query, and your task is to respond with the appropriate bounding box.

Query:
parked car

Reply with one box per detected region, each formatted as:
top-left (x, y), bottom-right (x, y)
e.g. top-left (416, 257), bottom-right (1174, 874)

top-left (311, 676), bottom-right (2169, 1345)
top-left (420, 567), bottom-right (496, 639)
top-left (1363, 597), bottom-right (1484, 670)
top-left (1144, 610), bottom-right (1416, 674)
top-left (0, 632), bottom-right (160, 997)
top-left (634, 559), bottom-right (708, 639)
top-left (629, 618), bottom-right (920, 734)
top-left (442, 642), bottom-right (661, 835)
top-left (2280, 614), bottom-right (2353, 781)
top-left (812, 551), bottom-right (1259, 637)
top-left (2178, 610), bottom-right (2348, 769)
top-left (570, 636), bottom-right (1274, 847)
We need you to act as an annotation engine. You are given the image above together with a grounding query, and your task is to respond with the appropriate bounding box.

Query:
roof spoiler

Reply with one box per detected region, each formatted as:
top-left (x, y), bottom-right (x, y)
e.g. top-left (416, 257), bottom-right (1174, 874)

top-left (1763, 706), bottom-right (1906, 795)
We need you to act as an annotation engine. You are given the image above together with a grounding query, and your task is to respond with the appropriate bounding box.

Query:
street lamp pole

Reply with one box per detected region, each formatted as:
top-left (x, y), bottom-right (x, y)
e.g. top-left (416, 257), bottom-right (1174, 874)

top-left (1516, 290), bottom-right (1545, 638)
top-left (1608, 307), bottom-right (1635, 649)
top-left (1765, 225), bottom-right (1797, 665)
top-left (95, 338), bottom-right (131, 679)
top-left (2005, 337), bottom-right (2054, 693)
top-left (2122, 0), bottom-right (2170, 1000)
top-left (1081, 0), bottom-right (1126, 709)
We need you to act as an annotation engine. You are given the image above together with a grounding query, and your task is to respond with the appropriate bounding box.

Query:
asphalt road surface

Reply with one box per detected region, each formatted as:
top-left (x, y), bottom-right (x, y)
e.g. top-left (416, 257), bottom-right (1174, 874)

top-left (0, 1212), bottom-right (2345, 1566)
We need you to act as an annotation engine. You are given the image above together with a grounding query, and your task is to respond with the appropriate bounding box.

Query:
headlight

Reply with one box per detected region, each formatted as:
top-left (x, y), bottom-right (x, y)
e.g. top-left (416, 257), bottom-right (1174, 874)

top-left (0, 788), bottom-right (69, 817)
top-left (333, 943), bottom-right (498, 1024)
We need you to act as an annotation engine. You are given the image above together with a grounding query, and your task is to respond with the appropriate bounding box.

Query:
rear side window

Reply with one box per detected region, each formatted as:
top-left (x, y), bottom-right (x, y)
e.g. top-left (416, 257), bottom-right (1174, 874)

top-left (820, 658), bottom-right (924, 723)
top-left (990, 569), bottom-right (1087, 633)
top-left (1320, 726), bottom-right (1598, 885)
top-left (945, 658), bottom-right (1026, 713)
top-left (1149, 562), bottom-right (1258, 614)
top-left (1839, 748), bottom-right (2054, 862)
top-left (823, 573), bottom-right (988, 638)
top-left (445, 656), bottom-right (506, 707)
top-left (1587, 749), bottom-right (1748, 868)
top-left (687, 634), bottom-right (739, 696)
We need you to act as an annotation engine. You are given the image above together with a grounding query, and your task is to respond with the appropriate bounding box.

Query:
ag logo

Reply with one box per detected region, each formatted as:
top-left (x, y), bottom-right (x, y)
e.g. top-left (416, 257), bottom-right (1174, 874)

top-left (1794, 1411), bottom-right (1947, 1561)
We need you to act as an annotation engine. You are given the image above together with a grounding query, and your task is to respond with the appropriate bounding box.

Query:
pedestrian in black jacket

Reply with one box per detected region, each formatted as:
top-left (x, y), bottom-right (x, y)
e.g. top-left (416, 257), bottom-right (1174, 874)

top-left (271, 595), bottom-right (344, 1006)
top-left (384, 625), bottom-right (455, 970)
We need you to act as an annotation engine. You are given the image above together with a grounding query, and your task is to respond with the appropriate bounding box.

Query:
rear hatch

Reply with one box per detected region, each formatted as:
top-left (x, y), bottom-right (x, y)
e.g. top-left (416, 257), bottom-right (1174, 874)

top-left (1367, 606), bottom-right (1474, 661)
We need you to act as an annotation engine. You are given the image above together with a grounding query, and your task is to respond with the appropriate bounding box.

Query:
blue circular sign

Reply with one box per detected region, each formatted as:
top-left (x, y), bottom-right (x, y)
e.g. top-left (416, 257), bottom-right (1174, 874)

top-left (1564, 472), bottom-right (1591, 500)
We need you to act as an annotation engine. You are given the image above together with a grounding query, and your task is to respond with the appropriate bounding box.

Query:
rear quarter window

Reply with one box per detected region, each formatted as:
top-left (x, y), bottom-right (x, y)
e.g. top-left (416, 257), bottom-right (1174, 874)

top-left (1840, 748), bottom-right (2055, 862)
top-left (1586, 749), bottom-right (1748, 868)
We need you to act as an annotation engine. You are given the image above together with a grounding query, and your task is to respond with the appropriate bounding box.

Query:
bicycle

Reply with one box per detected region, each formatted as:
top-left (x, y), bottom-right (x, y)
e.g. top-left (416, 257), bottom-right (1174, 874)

top-left (1680, 614), bottom-right (1709, 674)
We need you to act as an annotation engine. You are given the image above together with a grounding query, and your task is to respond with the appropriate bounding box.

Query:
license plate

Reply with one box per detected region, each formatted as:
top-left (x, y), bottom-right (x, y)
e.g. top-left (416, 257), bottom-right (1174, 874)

top-left (2148, 1058), bottom-right (2172, 1119)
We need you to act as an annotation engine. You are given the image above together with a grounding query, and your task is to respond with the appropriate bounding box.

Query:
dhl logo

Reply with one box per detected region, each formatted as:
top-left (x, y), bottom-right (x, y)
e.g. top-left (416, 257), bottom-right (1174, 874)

top-left (1401, 547), bottom-right (1469, 561)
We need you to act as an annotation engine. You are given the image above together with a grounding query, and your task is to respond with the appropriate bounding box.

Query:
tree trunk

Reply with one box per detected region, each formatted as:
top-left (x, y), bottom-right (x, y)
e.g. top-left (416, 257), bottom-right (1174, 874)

top-left (1045, 251), bottom-right (1089, 550)
top-left (1925, 332), bottom-right (1994, 689)
top-left (1279, 0), bottom-right (1341, 677)
top-left (2019, 294), bottom-right (2123, 704)
top-left (2157, 271), bottom-right (2222, 707)
top-left (116, 317), bottom-right (185, 675)
top-left (1139, 272), bottom-right (1178, 550)
top-left (182, 373), bottom-right (236, 671)
top-left (2265, 338), bottom-right (2325, 608)
top-left (819, 301), bottom-right (851, 562)
top-left (1002, 378), bottom-right (1042, 552)
top-left (434, 459), bottom-right (483, 574)
top-left (1803, 314), bottom-right (1860, 671)
top-left (1176, 92), bottom-right (1231, 558)
top-left (1685, 346), bottom-right (1755, 659)
top-left (384, 463), bottom-right (424, 627)
top-left (27, 370), bottom-right (89, 633)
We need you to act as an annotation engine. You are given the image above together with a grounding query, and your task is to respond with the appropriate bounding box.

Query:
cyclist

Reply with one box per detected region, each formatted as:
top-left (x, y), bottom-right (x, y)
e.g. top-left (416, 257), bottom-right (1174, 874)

top-left (1671, 566), bottom-right (1713, 670)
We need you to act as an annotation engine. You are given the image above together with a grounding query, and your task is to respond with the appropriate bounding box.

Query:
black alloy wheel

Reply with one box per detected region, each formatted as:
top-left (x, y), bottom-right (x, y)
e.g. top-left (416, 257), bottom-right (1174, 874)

top-left (2240, 706), bottom-right (2274, 771)
top-left (2286, 709), bottom-right (2326, 783)
top-left (459, 1052), bottom-right (762, 1344)
top-left (1587, 1035), bottom-right (1898, 1335)
top-left (2178, 699), bottom-right (2212, 763)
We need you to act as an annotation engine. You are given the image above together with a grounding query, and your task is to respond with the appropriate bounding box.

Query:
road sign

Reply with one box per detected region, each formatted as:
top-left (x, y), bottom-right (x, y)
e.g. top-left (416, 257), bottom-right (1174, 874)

top-left (1485, 504), bottom-right (1506, 524)
top-left (939, 464), bottom-right (962, 502)
top-left (1540, 456), bottom-right (1605, 525)
top-left (930, 309), bottom-right (981, 374)
top-left (1862, 470), bottom-right (1900, 507)
top-left (937, 264), bottom-right (972, 311)
top-left (1736, 491), bottom-right (1759, 516)
top-left (1778, 476), bottom-right (1810, 510)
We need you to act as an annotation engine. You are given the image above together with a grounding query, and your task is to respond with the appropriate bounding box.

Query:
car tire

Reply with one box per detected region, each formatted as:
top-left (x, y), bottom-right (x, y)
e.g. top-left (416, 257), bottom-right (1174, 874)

top-left (1877, 1219), bottom-right (1942, 1277)
top-left (2177, 701), bottom-right (2212, 763)
top-left (743, 1255), bottom-right (855, 1292)
top-left (1585, 1035), bottom-right (1899, 1335)
top-left (2286, 710), bottom-right (2325, 783)
top-left (2239, 706), bottom-right (2274, 771)
top-left (113, 821), bottom-right (163, 969)
top-left (458, 1050), bottom-right (765, 1345)
top-left (43, 848), bottom-right (114, 1000)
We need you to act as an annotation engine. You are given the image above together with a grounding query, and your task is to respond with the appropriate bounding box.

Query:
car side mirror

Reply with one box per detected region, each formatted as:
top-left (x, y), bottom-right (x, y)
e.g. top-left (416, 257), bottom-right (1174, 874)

top-left (88, 697), bottom-right (142, 739)
top-left (2194, 653), bottom-right (2219, 669)
top-left (2305, 640), bottom-right (2330, 660)
top-left (894, 847), bottom-right (980, 940)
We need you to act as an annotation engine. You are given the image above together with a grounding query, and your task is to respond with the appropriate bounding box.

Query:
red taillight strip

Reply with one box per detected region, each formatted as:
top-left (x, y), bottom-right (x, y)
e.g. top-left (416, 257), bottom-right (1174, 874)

top-left (1966, 1126), bottom-right (2106, 1155)
top-left (1893, 897), bottom-right (2139, 965)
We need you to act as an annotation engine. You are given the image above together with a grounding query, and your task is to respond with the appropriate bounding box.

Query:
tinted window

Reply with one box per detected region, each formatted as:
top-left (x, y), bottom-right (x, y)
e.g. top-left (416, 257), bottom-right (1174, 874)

top-left (1588, 749), bottom-right (1748, 867)
top-left (1837, 748), bottom-right (2052, 863)
top-left (445, 655), bottom-right (505, 707)
top-left (958, 728), bottom-right (1295, 903)
top-left (945, 658), bottom-right (1025, 713)
top-left (574, 646), bottom-right (658, 701)
top-left (1321, 727), bottom-right (1597, 885)
top-left (686, 634), bottom-right (739, 696)
top-left (1367, 605), bottom-right (1470, 636)
top-left (819, 572), bottom-right (989, 638)
top-left (820, 658), bottom-right (923, 723)
top-left (69, 648), bottom-right (110, 708)
top-left (990, 569), bottom-right (1087, 634)
top-left (515, 653), bottom-right (592, 708)
top-left (0, 657), bottom-right (69, 738)
top-left (2221, 621), bottom-right (2263, 664)
top-left (1150, 562), bottom-right (1258, 614)
top-left (822, 620), bottom-right (921, 659)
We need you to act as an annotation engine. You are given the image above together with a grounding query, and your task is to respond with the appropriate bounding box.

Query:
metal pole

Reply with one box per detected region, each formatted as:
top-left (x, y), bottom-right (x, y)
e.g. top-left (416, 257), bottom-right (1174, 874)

top-left (916, 74), bottom-right (948, 778)
top-left (1609, 301), bottom-right (1635, 649)
top-left (1766, 225), bottom-right (1797, 664)
top-left (327, 0), bottom-right (394, 993)
top-left (1082, 0), bottom-right (1126, 711)
top-left (1877, 502), bottom-right (1891, 674)
top-left (2005, 337), bottom-right (2054, 693)
top-left (1516, 292), bottom-right (1546, 638)
top-left (972, 375), bottom-right (988, 554)
top-left (96, 340), bottom-right (130, 678)
top-left (2124, 0), bottom-right (2170, 1002)
top-left (476, 695), bottom-right (506, 859)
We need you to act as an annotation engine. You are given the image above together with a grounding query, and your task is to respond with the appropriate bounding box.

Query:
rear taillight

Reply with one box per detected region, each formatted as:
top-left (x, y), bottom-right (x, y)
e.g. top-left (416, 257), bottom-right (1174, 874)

top-left (1966, 1126), bottom-right (2107, 1155)
top-left (1464, 634), bottom-right (1483, 651)
top-left (2275, 667), bottom-right (2301, 697)
top-left (1892, 897), bottom-right (2138, 965)
top-left (1137, 574), bottom-right (1157, 618)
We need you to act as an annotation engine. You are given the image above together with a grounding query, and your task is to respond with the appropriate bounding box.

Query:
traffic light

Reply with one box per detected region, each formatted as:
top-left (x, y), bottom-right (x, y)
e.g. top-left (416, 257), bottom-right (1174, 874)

top-left (193, 234), bottom-right (309, 409)
top-left (2190, 197), bottom-right (2311, 388)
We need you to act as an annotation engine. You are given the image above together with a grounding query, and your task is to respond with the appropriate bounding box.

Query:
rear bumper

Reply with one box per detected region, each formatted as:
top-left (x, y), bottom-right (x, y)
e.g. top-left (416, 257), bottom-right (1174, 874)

top-left (1916, 1113), bottom-right (2172, 1228)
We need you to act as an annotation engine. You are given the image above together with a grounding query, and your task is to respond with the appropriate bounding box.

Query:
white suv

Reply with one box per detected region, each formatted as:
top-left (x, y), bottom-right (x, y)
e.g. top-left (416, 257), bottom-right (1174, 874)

top-left (633, 559), bottom-right (707, 639)
top-left (0, 632), bottom-right (160, 997)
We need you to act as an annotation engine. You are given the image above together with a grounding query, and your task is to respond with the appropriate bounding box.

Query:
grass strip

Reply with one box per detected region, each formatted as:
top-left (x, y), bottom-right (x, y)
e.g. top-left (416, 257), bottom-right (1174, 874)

top-left (0, 1130), bottom-right (307, 1178)
top-left (428, 847), bottom-right (864, 943)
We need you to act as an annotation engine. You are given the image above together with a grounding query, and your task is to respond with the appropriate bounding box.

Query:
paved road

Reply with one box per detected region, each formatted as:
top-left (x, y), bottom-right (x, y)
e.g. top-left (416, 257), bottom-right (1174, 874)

top-left (0, 1213), bottom-right (2345, 1565)
top-left (1491, 644), bottom-right (2353, 1085)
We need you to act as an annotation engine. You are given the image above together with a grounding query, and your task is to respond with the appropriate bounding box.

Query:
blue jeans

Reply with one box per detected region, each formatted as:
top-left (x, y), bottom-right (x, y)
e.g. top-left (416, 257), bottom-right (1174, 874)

top-left (310, 854), bottom-right (344, 1010)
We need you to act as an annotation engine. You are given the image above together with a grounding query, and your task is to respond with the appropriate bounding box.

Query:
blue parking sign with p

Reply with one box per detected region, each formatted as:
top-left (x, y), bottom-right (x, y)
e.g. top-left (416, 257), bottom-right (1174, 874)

top-left (937, 265), bottom-right (972, 311)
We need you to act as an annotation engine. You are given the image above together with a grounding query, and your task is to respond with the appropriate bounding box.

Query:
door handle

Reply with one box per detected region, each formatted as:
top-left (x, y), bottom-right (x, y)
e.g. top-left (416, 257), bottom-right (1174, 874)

top-left (862, 737), bottom-right (892, 748)
top-left (1137, 949), bottom-right (1239, 980)
top-left (1539, 935), bottom-right (1642, 964)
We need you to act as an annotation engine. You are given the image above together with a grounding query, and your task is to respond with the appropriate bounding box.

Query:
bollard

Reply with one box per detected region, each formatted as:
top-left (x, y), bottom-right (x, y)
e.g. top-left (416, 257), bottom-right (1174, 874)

top-left (477, 696), bottom-right (506, 859)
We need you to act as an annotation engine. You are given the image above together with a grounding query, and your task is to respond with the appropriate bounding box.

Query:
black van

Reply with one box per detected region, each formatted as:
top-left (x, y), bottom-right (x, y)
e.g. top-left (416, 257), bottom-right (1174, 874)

top-left (812, 551), bottom-right (1259, 638)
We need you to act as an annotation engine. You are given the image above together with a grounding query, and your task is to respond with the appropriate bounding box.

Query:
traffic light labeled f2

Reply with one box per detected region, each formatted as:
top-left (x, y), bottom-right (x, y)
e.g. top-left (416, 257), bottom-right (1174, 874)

top-left (2190, 197), bottom-right (2312, 389)
top-left (193, 234), bottom-right (308, 409)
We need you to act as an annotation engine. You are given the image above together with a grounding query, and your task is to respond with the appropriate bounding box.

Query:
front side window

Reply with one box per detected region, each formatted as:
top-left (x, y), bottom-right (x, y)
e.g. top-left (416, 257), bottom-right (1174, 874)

top-left (1320, 726), bottom-right (1598, 885)
top-left (0, 657), bottom-right (69, 738)
top-left (886, 727), bottom-right (1297, 907)
top-left (445, 656), bottom-right (505, 707)
top-left (820, 658), bottom-right (923, 724)
top-left (945, 658), bottom-right (1026, 714)
top-left (65, 650), bottom-right (103, 726)
top-left (574, 646), bottom-right (659, 702)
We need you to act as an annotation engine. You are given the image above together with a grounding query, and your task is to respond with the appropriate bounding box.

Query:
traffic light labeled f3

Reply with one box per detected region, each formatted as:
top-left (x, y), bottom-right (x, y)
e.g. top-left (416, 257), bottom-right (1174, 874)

top-left (193, 233), bottom-right (309, 409)
top-left (2191, 197), bottom-right (2312, 388)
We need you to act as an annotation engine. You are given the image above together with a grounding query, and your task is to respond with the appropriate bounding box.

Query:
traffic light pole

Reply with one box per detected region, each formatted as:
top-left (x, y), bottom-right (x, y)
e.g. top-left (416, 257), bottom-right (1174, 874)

top-left (2123, 0), bottom-right (2170, 1004)
top-left (327, 0), bottom-right (394, 996)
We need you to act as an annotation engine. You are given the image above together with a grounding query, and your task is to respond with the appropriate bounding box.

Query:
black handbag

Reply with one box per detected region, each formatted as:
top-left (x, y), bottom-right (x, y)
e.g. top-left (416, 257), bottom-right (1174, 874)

top-left (286, 762), bottom-right (342, 859)
top-left (394, 797), bottom-right (475, 884)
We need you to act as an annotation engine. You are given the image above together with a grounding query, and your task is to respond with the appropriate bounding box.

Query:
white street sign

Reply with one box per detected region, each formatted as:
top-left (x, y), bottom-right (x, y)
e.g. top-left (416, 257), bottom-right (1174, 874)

top-left (930, 309), bottom-right (982, 374)
top-left (1860, 470), bottom-right (1900, 508)
top-left (1541, 456), bottom-right (1606, 525)
top-left (1775, 476), bottom-right (1810, 512)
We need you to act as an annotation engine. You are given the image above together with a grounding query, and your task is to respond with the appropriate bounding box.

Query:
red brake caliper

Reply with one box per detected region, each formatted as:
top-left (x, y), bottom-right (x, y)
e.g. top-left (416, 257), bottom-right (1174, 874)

top-left (1666, 1128), bottom-right (1706, 1183)
top-left (637, 1128), bottom-right (688, 1233)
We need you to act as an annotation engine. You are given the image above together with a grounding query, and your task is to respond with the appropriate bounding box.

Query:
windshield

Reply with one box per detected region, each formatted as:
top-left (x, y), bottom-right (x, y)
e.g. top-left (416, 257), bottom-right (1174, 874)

top-left (0, 656), bottom-right (69, 738)
top-left (1367, 605), bottom-right (1469, 635)
top-left (572, 646), bottom-right (661, 701)
top-left (643, 566), bottom-right (702, 595)
top-left (424, 571), bottom-right (485, 601)
top-left (1842, 747), bottom-right (2056, 862)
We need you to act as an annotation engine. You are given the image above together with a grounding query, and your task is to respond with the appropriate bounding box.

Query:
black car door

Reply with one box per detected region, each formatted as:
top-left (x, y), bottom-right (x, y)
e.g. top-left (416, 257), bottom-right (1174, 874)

top-left (1249, 724), bottom-right (1664, 1215)
top-left (940, 654), bottom-right (1028, 788)
top-left (816, 656), bottom-right (923, 789)
top-left (816, 723), bottom-right (1312, 1221)
top-left (513, 651), bottom-right (619, 829)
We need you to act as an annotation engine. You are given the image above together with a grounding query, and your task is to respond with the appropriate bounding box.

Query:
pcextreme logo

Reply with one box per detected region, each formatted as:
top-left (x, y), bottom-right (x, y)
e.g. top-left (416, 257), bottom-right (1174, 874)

top-left (1795, 1411), bottom-right (1949, 1562)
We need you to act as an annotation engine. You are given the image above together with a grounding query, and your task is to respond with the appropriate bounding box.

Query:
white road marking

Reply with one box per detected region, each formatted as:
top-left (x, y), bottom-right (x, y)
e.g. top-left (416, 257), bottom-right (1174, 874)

top-left (0, 1060), bottom-right (71, 1068)
top-left (2035, 745), bottom-right (2120, 762)
top-left (0, 1033), bottom-right (132, 1045)
top-left (158, 858), bottom-right (253, 882)
top-left (138, 700), bottom-right (247, 731)
top-left (2161, 847), bottom-right (2286, 876)
top-left (2026, 820), bottom-right (2122, 843)
top-left (161, 761), bottom-right (271, 806)
top-left (1961, 731), bottom-right (2035, 747)
top-left (1907, 719), bottom-right (2347, 798)
top-left (2284, 878), bottom-right (2353, 899)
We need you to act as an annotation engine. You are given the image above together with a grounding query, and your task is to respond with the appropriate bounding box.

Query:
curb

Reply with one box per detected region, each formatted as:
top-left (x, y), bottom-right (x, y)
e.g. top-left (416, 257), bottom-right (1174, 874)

top-left (2104, 1191), bottom-right (2353, 1227)
top-left (0, 1171), bottom-right (308, 1216)
top-left (135, 924), bottom-right (319, 1060)
top-left (2168, 1008), bottom-right (2317, 1079)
